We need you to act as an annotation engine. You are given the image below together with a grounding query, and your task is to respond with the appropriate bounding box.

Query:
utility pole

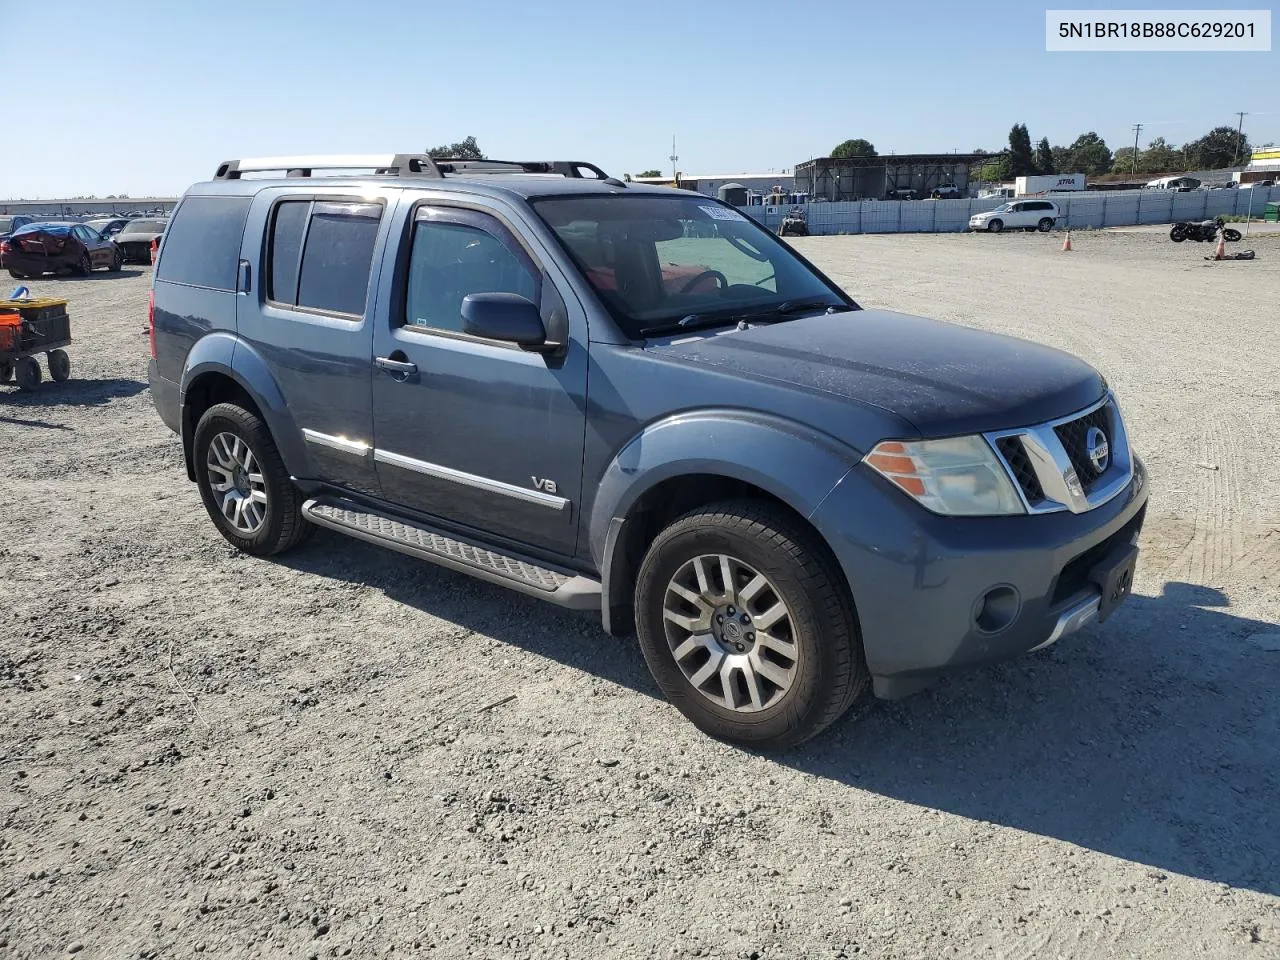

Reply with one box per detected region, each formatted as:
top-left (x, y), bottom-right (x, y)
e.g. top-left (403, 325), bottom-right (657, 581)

top-left (1233, 111), bottom-right (1247, 166)
top-left (1131, 123), bottom-right (1143, 174)
top-left (669, 135), bottom-right (679, 182)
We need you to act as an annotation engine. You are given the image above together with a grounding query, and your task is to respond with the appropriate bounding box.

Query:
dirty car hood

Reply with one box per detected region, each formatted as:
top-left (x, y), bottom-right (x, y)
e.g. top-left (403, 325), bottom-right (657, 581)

top-left (653, 308), bottom-right (1106, 437)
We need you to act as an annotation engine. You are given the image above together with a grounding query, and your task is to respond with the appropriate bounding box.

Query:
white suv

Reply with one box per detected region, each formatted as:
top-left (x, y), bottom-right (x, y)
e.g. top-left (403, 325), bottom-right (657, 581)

top-left (969, 199), bottom-right (1060, 233)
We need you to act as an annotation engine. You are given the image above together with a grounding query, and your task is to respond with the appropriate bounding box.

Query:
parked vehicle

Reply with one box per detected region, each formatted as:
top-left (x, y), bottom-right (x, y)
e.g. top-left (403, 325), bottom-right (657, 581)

top-left (929, 184), bottom-right (965, 200)
top-left (1169, 217), bottom-right (1242, 243)
top-left (1145, 175), bottom-right (1201, 192)
top-left (777, 205), bottom-right (809, 237)
top-left (86, 217), bottom-right (130, 238)
top-left (114, 218), bottom-right (168, 263)
top-left (968, 200), bottom-right (1060, 233)
top-left (2, 222), bottom-right (122, 278)
top-left (148, 153), bottom-right (1147, 748)
top-left (1015, 174), bottom-right (1085, 195)
top-left (0, 215), bottom-right (35, 239)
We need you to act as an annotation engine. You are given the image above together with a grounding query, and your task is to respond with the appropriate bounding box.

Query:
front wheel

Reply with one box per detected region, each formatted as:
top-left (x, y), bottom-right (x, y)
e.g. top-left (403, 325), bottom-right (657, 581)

top-left (14, 356), bottom-right (41, 391)
top-left (47, 348), bottom-right (71, 382)
top-left (1223, 228), bottom-right (1242, 242)
top-left (76, 253), bottom-right (92, 276)
top-left (1170, 225), bottom-right (1187, 242)
top-left (193, 403), bottom-right (313, 556)
top-left (7, 270), bottom-right (25, 280)
top-left (110, 249), bottom-right (123, 271)
top-left (987, 219), bottom-right (1003, 233)
top-left (635, 500), bottom-right (867, 749)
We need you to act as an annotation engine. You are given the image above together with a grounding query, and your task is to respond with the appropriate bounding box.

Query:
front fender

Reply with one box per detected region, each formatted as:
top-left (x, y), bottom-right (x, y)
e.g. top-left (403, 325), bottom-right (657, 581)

top-left (180, 334), bottom-right (305, 478)
top-left (589, 410), bottom-right (863, 632)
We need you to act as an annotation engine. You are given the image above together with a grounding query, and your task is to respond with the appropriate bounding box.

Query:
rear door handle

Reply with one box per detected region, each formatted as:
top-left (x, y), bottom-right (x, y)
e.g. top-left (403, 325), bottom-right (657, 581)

top-left (375, 356), bottom-right (418, 379)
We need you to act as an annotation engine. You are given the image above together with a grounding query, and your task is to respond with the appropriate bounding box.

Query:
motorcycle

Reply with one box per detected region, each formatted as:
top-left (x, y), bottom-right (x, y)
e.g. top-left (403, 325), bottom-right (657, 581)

top-left (1170, 216), bottom-right (1243, 243)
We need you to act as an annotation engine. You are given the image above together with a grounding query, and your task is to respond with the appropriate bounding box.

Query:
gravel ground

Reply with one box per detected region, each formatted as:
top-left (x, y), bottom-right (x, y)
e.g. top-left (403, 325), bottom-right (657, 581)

top-left (2, 232), bottom-right (1278, 960)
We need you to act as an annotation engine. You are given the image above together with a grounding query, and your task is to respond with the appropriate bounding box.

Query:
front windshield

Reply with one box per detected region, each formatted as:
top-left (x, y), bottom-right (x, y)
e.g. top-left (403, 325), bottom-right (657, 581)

top-left (993, 203), bottom-right (1014, 213)
top-left (532, 195), bottom-right (850, 338)
top-left (120, 220), bottom-right (166, 235)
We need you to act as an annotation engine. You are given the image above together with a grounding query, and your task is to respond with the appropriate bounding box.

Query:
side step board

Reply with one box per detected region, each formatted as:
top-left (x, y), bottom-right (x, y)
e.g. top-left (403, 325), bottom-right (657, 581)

top-left (301, 497), bottom-right (602, 612)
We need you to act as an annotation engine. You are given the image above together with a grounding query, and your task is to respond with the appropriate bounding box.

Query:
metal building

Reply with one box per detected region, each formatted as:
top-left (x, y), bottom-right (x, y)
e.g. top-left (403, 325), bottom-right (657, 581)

top-left (793, 153), bottom-right (992, 201)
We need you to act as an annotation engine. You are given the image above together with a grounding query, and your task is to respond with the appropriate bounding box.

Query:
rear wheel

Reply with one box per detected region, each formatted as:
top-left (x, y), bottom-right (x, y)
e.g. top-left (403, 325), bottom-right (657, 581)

top-left (47, 349), bottom-right (70, 382)
top-left (1223, 228), bottom-right (1242, 242)
top-left (1038, 218), bottom-right (1054, 232)
top-left (7, 270), bottom-right (25, 280)
top-left (0, 361), bottom-right (11, 383)
top-left (987, 219), bottom-right (1004, 233)
top-left (14, 356), bottom-right (41, 391)
top-left (635, 500), bottom-right (867, 749)
top-left (193, 402), bottom-right (312, 556)
top-left (1170, 224), bottom-right (1187, 242)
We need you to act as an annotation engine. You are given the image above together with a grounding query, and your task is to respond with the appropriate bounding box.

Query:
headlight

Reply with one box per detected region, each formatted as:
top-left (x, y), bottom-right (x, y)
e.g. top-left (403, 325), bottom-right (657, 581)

top-left (864, 436), bottom-right (1025, 516)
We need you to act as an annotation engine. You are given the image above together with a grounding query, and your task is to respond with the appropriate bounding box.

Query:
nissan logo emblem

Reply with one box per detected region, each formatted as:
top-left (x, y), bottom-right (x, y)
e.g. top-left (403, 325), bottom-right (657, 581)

top-left (1086, 426), bottom-right (1110, 474)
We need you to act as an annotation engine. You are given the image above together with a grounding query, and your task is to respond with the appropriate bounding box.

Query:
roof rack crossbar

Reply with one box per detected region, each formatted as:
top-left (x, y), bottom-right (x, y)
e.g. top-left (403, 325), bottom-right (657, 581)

top-left (398, 159), bottom-right (611, 179)
top-left (212, 155), bottom-right (611, 182)
top-left (213, 154), bottom-right (443, 180)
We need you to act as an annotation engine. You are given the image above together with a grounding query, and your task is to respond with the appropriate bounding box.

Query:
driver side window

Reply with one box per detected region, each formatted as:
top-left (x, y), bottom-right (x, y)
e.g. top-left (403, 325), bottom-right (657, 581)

top-left (405, 216), bottom-right (538, 334)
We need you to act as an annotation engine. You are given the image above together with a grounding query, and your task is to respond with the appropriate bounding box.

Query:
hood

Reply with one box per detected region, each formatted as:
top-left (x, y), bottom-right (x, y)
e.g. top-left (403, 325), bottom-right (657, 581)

top-left (652, 309), bottom-right (1106, 437)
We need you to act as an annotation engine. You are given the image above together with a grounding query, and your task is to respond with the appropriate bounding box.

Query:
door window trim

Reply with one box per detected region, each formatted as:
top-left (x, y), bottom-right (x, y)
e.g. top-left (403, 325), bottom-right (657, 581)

top-left (392, 201), bottom-right (548, 349)
top-left (262, 194), bottom-right (386, 321)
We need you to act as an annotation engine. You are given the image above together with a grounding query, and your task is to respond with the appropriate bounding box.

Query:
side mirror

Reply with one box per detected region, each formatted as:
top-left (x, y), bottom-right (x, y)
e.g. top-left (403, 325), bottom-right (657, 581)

top-left (461, 292), bottom-right (547, 348)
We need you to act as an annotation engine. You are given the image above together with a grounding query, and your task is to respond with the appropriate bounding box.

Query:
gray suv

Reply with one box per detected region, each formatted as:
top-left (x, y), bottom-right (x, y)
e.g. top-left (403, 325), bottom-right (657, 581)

top-left (147, 153), bottom-right (1147, 748)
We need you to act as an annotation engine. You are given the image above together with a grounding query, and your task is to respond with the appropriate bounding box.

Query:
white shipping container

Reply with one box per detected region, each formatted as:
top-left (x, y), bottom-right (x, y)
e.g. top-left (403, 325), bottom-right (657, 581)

top-left (1015, 173), bottom-right (1086, 195)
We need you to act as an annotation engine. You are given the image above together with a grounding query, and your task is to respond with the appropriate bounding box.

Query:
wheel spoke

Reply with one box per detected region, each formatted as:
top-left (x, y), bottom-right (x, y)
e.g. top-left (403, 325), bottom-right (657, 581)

top-left (737, 573), bottom-right (768, 607)
top-left (667, 580), bottom-right (706, 608)
top-left (718, 660), bottom-right (739, 709)
top-left (671, 634), bottom-right (707, 662)
top-left (756, 631), bottom-right (797, 660)
top-left (754, 601), bottom-right (789, 631)
top-left (687, 651), bottom-right (724, 689)
top-left (740, 661), bottom-right (764, 709)
top-left (752, 654), bottom-right (792, 689)
top-left (691, 556), bottom-right (712, 597)
top-left (663, 608), bottom-right (705, 632)
top-left (248, 490), bottom-right (268, 505)
top-left (718, 555), bottom-right (735, 600)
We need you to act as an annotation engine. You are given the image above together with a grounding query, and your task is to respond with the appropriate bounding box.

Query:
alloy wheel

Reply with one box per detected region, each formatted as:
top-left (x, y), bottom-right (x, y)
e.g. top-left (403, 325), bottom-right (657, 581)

top-left (205, 431), bottom-right (268, 534)
top-left (661, 553), bottom-right (798, 712)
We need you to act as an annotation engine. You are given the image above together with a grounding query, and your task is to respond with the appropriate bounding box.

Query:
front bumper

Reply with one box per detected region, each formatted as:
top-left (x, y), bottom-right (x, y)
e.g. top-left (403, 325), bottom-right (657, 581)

top-left (811, 455), bottom-right (1149, 698)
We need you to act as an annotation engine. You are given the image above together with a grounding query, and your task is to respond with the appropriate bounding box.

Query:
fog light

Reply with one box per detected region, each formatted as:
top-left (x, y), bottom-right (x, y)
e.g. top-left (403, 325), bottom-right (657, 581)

top-left (974, 585), bottom-right (1020, 634)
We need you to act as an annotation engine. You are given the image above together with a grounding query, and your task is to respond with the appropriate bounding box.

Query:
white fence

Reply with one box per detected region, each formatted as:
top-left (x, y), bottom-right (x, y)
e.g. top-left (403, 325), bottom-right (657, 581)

top-left (745, 186), bottom-right (1280, 236)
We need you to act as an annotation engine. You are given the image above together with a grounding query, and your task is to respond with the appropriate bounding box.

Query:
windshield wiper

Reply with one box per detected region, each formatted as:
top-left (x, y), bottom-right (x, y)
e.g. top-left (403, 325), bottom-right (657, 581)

top-left (643, 300), bottom-right (849, 338)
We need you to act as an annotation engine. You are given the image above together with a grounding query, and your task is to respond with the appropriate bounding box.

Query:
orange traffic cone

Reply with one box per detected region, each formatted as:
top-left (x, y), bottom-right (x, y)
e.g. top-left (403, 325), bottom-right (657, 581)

top-left (150, 238), bottom-right (159, 265)
top-left (1212, 232), bottom-right (1226, 261)
top-left (1061, 230), bottom-right (1073, 252)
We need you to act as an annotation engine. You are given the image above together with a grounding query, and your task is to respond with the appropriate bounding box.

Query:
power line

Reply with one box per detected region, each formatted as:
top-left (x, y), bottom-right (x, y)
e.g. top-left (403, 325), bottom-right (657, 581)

top-left (1131, 123), bottom-right (1143, 174)
top-left (1233, 112), bottom-right (1248, 165)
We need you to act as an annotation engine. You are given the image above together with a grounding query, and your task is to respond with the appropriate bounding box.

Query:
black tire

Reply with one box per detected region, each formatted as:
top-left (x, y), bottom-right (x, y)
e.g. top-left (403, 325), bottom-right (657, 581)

top-left (14, 356), bottom-right (41, 391)
top-left (0, 361), bottom-right (11, 383)
top-left (987, 219), bottom-right (1003, 233)
top-left (192, 402), bottom-right (313, 556)
top-left (110, 248), bottom-right (123, 271)
top-left (1223, 228), bottom-right (1242, 242)
top-left (76, 252), bottom-right (92, 277)
top-left (47, 348), bottom-right (71, 382)
top-left (634, 499), bottom-right (867, 749)
top-left (1037, 218), bottom-right (1054, 232)
top-left (1170, 225), bottom-right (1187, 242)
top-left (7, 270), bottom-right (25, 280)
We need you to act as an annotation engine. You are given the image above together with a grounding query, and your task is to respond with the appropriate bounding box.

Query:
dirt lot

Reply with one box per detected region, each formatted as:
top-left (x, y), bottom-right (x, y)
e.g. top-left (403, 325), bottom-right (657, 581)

top-left (2, 232), bottom-right (1278, 960)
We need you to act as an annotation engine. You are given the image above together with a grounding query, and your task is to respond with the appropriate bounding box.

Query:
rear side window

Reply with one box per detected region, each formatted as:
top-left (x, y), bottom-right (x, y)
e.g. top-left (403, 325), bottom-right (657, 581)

top-left (267, 200), bottom-right (382, 317)
top-left (156, 197), bottom-right (251, 291)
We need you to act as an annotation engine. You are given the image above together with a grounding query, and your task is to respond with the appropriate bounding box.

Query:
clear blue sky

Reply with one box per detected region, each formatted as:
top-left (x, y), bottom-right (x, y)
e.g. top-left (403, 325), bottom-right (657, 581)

top-left (3, 0), bottom-right (1275, 198)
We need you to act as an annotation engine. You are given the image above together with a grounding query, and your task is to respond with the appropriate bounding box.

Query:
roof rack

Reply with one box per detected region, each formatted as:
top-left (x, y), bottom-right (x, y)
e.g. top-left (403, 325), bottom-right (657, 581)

top-left (212, 154), bottom-right (613, 182)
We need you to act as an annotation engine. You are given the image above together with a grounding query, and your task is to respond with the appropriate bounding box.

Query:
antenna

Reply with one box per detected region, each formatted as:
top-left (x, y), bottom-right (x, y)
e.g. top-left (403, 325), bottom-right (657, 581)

top-left (669, 135), bottom-right (679, 181)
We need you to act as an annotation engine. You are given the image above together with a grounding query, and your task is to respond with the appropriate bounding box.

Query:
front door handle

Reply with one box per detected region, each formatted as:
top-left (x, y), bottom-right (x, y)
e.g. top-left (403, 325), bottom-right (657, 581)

top-left (375, 356), bottom-right (418, 380)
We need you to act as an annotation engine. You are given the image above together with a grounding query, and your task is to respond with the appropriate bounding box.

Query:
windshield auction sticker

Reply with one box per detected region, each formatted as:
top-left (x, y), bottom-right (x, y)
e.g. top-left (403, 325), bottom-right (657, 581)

top-left (1046, 9), bottom-right (1271, 50)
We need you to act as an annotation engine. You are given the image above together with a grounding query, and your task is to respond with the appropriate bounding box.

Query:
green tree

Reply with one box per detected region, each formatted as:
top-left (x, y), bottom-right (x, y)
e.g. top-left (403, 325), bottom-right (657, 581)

top-left (1137, 136), bottom-right (1180, 174)
top-left (977, 155), bottom-right (1012, 182)
top-left (1112, 146), bottom-right (1137, 174)
top-left (426, 136), bottom-right (485, 160)
top-left (1008, 123), bottom-right (1037, 176)
top-left (1184, 125), bottom-right (1251, 169)
top-left (1066, 132), bottom-right (1112, 174)
top-left (1035, 137), bottom-right (1055, 175)
top-left (1051, 145), bottom-right (1071, 172)
top-left (830, 138), bottom-right (877, 159)
top-left (636, 169), bottom-right (662, 178)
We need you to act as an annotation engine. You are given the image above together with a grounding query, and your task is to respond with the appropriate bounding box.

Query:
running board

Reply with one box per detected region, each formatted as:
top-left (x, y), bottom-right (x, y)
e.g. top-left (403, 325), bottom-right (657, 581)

top-left (301, 497), bottom-right (602, 612)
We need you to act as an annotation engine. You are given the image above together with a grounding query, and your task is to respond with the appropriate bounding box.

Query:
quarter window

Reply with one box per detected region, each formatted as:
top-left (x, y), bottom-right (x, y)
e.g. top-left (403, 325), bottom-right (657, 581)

top-left (267, 200), bottom-right (382, 316)
top-left (405, 215), bottom-right (538, 335)
top-left (155, 196), bottom-right (252, 291)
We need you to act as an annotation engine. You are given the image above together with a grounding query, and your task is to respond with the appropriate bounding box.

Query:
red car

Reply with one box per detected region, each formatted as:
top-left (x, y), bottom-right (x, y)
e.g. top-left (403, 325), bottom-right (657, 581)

top-left (1, 221), bottom-right (122, 278)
